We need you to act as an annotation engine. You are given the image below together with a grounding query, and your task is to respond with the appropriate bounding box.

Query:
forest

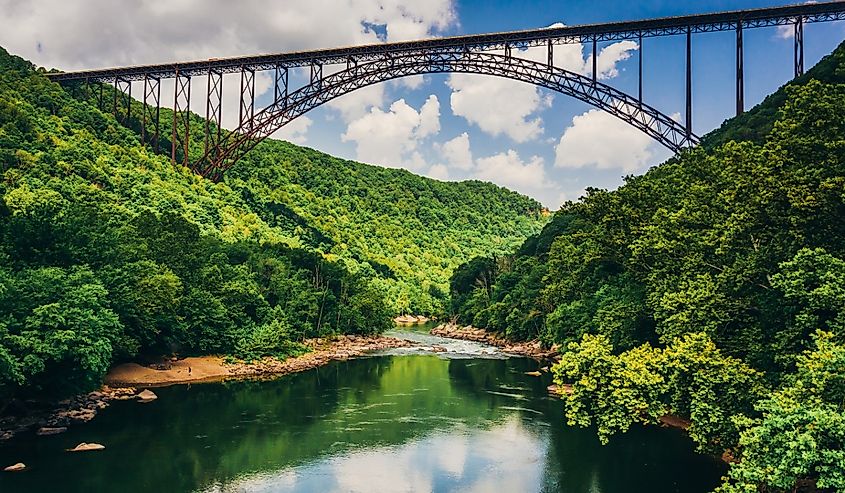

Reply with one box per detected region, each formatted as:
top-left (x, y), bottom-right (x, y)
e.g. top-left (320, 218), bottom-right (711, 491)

top-left (0, 45), bottom-right (544, 402)
top-left (449, 41), bottom-right (845, 492)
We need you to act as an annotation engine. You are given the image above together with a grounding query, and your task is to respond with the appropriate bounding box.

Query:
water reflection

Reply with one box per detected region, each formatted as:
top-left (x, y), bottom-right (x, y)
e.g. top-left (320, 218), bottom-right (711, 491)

top-left (0, 352), bottom-right (724, 493)
top-left (209, 417), bottom-right (546, 492)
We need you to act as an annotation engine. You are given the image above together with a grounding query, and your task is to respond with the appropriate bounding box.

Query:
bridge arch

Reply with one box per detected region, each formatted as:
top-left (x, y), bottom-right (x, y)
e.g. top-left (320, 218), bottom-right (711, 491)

top-left (197, 51), bottom-right (699, 178)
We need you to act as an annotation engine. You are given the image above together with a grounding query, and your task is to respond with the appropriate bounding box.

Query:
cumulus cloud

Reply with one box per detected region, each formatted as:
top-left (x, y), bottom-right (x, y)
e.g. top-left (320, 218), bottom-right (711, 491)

top-left (272, 115), bottom-right (313, 145)
top-left (326, 85), bottom-right (388, 123)
top-left (426, 163), bottom-right (450, 180)
top-left (447, 75), bottom-right (550, 142)
top-left (437, 132), bottom-right (473, 171)
top-left (0, 0), bottom-right (455, 69)
top-left (776, 24), bottom-right (795, 39)
top-left (554, 108), bottom-right (656, 173)
top-left (475, 150), bottom-right (549, 190)
top-left (0, 0), bottom-right (457, 131)
top-left (445, 28), bottom-right (638, 144)
top-left (342, 95), bottom-right (440, 170)
top-left (431, 132), bottom-right (560, 205)
top-left (518, 30), bottom-right (638, 80)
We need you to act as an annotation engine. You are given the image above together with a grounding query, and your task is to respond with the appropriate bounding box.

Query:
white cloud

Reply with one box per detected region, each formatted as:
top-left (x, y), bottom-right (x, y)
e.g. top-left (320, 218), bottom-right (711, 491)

top-left (475, 150), bottom-right (549, 190)
top-left (447, 75), bottom-right (549, 143)
top-left (327, 84), bottom-right (388, 123)
top-left (445, 30), bottom-right (638, 144)
top-left (341, 95), bottom-right (440, 170)
top-left (0, 0), bottom-right (457, 128)
top-left (0, 0), bottom-right (455, 70)
top-left (430, 133), bottom-right (562, 207)
top-left (392, 74), bottom-right (427, 90)
top-left (594, 40), bottom-right (639, 79)
top-left (426, 164), bottom-right (450, 180)
top-left (554, 108), bottom-right (656, 173)
top-left (438, 132), bottom-right (473, 171)
top-left (272, 115), bottom-right (313, 145)
top-left (776, 24), bottom-right (794, 39)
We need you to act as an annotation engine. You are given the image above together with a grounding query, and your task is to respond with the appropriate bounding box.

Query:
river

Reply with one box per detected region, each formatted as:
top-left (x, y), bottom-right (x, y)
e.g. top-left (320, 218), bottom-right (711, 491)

top-left (0, 325), bottom-right (725, 492)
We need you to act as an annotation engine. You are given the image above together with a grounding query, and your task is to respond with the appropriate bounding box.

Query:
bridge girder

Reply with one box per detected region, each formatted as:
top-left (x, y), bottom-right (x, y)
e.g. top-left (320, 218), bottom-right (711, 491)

top-left (194, 51), bottom-right (698, 180)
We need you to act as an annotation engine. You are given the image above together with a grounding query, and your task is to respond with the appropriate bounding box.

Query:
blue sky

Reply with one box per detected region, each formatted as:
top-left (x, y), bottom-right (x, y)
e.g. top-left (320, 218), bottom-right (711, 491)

top-left (2, 0), bottom-right (844, 208)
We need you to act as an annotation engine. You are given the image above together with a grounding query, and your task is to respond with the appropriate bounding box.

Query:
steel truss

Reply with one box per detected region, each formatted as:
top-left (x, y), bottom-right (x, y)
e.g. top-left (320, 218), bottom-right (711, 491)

top-left (205, 69), bottom-right (224, 158)
top-left (113, 77), bottom-right (131, 123)
top-left (172, 71), bottom-right (192, 165)
top-left (142, 74), bottom-right (161, 148)
top-left (46, 1), bottom-right (845, 178)
top-left (194, 51), bottom-right (698, 179)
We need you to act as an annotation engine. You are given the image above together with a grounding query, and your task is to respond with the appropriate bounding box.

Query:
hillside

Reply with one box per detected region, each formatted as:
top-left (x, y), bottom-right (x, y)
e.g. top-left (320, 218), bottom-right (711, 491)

top-left (0, 45), bottom-right (544, 401)
top-left (62, 65), bottom-right (546, 316)
top-left (227, 140), bottom-right (545, 314)
top-left (448, 40), bottom-right (845, 492)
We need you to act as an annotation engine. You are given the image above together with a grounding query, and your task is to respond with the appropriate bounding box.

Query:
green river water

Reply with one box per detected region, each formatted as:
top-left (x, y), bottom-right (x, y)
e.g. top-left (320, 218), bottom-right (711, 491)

top-left (0, 326), bottom-right (725, 492)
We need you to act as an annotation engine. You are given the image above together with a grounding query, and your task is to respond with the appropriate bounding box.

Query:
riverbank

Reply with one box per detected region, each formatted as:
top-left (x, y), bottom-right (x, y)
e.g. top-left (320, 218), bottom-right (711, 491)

top-left (393, 314), bottom-right (432, 325)
top-left (107, 334), bottom-right (413, 386)
top-left (1, 335), bottom-right (413, 441)
top-left (430, 323), bottom-right (559, 360)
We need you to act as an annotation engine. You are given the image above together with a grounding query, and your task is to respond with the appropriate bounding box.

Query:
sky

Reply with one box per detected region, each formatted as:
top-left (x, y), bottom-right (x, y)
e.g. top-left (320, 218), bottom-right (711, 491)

top-left (1, 0), bottom-right (843, 208)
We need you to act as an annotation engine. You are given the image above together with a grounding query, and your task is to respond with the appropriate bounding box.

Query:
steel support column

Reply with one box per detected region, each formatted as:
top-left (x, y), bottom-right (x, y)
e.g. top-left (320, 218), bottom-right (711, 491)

top-left (638, 34), bottom-right (643, 104)
top-left (685, 27), bottom-right (693, 140)
top-left (171, 71), bottom-right (191, 165)
top-left (794, 17), bottom-right (804, 77)
top-left (736, 23), bottom-right (744, 115)
top-left (142, 74), bottom-right (161, 148)
top-left (239, 67), bottom-right (255, 130)
top-left (547, 39), bottom-right (553, 72)
top-left (592, 37), bottom-right (597, 83)
top-left (205, 69), bottom-right (224, 159)
top-left (114, 77), bottom-right (131, 122)
top-left (83, 78), bottom-right (92, 105)
top-left (310, 62), bottom-right (323, 89)
top-left (504, 43), bottom-right (512, 59)
top-left (274, 65), bottom-right (289, 105)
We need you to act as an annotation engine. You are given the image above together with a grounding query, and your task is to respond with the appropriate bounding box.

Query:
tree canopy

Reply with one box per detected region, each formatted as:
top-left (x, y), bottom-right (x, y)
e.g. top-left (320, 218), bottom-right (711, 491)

top-left (450, 40), bottom-right (845, 492)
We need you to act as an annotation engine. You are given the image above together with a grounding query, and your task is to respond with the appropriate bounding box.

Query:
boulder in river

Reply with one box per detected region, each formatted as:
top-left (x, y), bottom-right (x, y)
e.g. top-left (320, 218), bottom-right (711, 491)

top-left (136, 389), bottom-right (158, 402)
top-left (524, 371), bottom-right (542, 377)
top-left (3, 462), bottom-right (26, 472)
top-left (36, 426), bottom-right (67, 436)
top-left (68, 442), bottom-right (105, 452)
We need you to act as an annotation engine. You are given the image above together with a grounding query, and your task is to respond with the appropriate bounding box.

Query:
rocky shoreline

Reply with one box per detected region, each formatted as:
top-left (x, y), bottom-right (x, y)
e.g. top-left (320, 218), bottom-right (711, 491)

top-left (393, 314), bottom-right (432, 325)
top-left (0, 386), bottom-right (139, 442)
top-left (0, 335), bottom-right (413, 442)
top-left (225, 335), bottom-right (414, 381)
top-left (430, 323), bottom-right (560, 361)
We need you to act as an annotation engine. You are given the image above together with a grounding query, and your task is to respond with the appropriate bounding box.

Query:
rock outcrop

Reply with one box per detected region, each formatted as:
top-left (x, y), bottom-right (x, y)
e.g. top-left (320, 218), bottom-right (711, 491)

top-left (0, 386), bottom-right (137, 441)
top-left (68, 442), bottom-right (105, 452)
top-left (430, 323), bottom-right (560, 361)
top-left (227, 335), bottom-right (414, 379)
top-left (36, 426), bottom-right (67, 436)
top-left (136, 389), bottom-right (158, 403)
top-left (3, 463), bottom-right (26, 472)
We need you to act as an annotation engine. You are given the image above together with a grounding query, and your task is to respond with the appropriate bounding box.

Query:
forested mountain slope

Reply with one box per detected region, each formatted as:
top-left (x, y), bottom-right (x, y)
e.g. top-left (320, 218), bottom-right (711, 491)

top-left (0, 45), bottom-right (543, 401)
top-left (227, 141), bottom-right (545, 314)
top-left (448, 41), bottom-right (845, 492)
top-left (70, 64), bottom-right (546, 316)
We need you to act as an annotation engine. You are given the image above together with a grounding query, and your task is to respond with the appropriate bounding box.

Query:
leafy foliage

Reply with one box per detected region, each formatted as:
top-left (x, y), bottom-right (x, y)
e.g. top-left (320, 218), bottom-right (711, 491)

top-left (718, 332), bottom-right (845, 493)
top-left (0, 45), bottom-right (542, 401)
top-left (453, 40), bottom-right (845, 492)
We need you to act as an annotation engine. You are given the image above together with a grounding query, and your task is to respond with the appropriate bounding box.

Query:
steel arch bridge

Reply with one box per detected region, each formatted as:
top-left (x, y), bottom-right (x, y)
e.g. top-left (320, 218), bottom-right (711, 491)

top-left (197, 51), bottom-right (695, 179)
top-left (47, 1), bottom-right (845, 180)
